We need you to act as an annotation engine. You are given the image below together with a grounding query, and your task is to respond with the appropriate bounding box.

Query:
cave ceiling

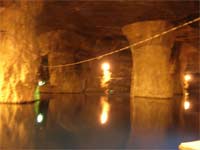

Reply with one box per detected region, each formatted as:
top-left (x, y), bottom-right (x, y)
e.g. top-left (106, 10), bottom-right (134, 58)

top-left (37, 1), bottom-right (199, 36)
top-left (0, 0), bottom-right (199, 53)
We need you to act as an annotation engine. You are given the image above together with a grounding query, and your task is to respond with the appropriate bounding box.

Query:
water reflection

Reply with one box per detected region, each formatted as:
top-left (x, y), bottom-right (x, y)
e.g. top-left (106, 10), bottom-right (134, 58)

top-left (34, 100), bottom-right (49, 126)
top-left (0, 93), bottom-right (199, 149)
top-left (183, 93), bottom-right (190, 110)
top-left (129, 97), bottom-right (174, 147)
top-left (128, 95), bottom-right (200, 149)
top-left (0, 103), bottom-right (35, 148)
top-left (100, 96), bottom-right (110, 125)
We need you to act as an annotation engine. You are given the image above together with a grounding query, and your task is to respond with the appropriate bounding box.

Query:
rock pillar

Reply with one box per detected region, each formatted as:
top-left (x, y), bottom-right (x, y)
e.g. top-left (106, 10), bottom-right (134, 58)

top-left (0, 1), bottom-right (43, 103)
top-left (122, 20), bottom-right (175, 98)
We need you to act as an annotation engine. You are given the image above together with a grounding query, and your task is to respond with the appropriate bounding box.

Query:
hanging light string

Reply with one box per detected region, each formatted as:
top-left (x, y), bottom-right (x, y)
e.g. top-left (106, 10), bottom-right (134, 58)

top-left (43, 17), bottom-right (200, 68)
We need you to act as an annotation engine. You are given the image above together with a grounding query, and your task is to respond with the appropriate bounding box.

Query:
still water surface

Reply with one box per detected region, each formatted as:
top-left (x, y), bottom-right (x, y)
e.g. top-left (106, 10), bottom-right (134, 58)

top-left (0, 93), bottom-right (199, 149)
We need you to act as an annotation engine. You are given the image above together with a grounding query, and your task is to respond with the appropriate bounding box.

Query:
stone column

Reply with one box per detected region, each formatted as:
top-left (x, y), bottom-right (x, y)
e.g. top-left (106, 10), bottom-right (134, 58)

top-left (0, 1), bottom-right (43, 103)
top-left (122, 20), bottom-right (175, 98)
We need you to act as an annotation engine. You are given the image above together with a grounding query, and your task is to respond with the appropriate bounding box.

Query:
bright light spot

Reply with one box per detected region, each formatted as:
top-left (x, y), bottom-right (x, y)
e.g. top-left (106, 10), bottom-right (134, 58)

top-left (184, 92), bottom-right (189, 96)
top-left (179, 140), bottom-right (200, 150)
top-left (101, 63), bottom-right (110, 71)
top-left (37, 113), bottom-right (44, 123)
top-left (184, 74), bottom-right (191, 82)
top-left (101, 63), bottom-right (111, 88)
top-left (184, 101), bottom-right (190, 110)
top-left (101, 111), bottom-right (108, 124)
top-left (38, 80), bottom-right (45, 86)
top-left (101, 70), bottom-right (111, 88)
top-left (100, 96), bottom-right (110, 125)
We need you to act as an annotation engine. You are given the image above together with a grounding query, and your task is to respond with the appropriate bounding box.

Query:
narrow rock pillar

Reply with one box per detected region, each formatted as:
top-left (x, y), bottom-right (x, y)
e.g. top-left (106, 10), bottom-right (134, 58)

top-left (122, 20), bottom-right (175, 98)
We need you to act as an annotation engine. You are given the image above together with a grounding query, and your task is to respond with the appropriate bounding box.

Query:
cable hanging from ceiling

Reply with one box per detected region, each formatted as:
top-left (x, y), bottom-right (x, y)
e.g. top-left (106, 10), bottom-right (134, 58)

top-left (43, 17), bottom-right (200, 68)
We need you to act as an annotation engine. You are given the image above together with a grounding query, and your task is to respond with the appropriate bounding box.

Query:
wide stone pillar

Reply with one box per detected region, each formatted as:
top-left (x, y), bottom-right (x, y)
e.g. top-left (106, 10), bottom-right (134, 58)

top-left (0, 1), bottom-right (43, 103)
top-left (122, 20), bottom-right (175, 98)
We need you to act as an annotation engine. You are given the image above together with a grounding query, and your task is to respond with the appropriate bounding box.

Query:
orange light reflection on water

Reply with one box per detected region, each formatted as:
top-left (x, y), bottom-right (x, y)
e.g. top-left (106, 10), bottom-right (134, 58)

top-left (183, 91), bottom-right (190, 110)
top-left (100, 96), bottom-right (110, 125)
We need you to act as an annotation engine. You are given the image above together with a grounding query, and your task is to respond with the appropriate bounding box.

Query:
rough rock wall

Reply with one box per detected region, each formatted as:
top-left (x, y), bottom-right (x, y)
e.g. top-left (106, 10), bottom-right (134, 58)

top-left (38, 30), bottom-right (86, 93)
top-left (39, 30), bottom-right (131, 93)
top-left (0, 1), bottom-right (43, 103)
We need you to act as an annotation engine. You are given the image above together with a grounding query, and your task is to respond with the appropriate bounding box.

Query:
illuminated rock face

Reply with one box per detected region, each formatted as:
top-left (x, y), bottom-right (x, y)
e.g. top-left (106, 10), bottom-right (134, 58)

top-left (0, 1), bottom-right (42, 103)
top-left (122, 20), bottom-right (175, 98)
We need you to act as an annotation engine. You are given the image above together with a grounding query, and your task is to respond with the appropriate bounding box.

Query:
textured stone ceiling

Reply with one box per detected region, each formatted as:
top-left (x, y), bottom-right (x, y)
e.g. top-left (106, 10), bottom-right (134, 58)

top-left (37, 1), bottom-right (199, 36)
top-left (1, 0), bottom-right (199, 53)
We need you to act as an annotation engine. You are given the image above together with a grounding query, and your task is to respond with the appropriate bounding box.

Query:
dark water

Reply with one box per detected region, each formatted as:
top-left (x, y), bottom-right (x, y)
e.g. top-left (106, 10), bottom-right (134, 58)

top-left (0, 93), bottom-right (199, 149)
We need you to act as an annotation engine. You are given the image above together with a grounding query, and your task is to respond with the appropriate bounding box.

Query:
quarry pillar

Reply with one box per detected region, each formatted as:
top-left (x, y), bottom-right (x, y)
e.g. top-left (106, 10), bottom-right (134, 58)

top-left (122, 20), bottom-right (175, 98)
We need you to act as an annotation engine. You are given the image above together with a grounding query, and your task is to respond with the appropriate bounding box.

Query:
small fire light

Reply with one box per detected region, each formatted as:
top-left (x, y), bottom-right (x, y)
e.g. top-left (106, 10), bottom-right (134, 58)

top-left (101, 62), bottom-right (110, 71)
top-left (184, 74), bottom-right (192, 82)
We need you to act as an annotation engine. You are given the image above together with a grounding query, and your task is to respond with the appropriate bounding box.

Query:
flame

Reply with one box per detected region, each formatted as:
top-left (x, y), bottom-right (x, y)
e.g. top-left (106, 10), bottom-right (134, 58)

top-left (101, 63), bottom-right (110, 71)
top-left (184, 101), bottom-right (190, 110)
top-left (184, 74), bottom-right (191, 82)
top-left (101, 63), bottom-right (111, 88)
top-left (100, 96), bottom-right (110, 124)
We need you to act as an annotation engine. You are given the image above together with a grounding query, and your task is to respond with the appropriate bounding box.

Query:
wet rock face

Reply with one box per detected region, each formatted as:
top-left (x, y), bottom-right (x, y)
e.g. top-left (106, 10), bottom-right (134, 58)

top-left (0, 1), bottom-right (43, 103)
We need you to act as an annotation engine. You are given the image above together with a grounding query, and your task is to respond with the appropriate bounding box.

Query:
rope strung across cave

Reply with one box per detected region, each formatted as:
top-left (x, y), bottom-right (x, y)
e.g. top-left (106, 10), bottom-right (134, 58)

top-left (43, 17), bottom-right (200, 68)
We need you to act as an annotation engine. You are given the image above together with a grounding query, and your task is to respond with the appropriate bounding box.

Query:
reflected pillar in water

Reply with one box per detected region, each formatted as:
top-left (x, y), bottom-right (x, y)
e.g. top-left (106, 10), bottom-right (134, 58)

top-left (0, 1), bottom-right (43, 103)
top-left (129, 97), bottom-right (174, 145)
top-left (0, 104), bottom-right (35, 148)
top-left (122, 21), bottom-right (175, 98)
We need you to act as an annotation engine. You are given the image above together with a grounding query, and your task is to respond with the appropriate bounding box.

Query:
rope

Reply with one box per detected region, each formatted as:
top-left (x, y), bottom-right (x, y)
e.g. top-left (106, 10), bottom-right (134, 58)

top-left (43, 17), bottom-right (200, 68)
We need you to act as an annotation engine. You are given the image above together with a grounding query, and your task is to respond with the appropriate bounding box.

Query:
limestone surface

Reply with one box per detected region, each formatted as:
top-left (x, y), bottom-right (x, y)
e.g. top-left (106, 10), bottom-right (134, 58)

top-left (123, 20), bottom-right (175, 98)
top-left (0, 1), bottom-right (43, 103)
